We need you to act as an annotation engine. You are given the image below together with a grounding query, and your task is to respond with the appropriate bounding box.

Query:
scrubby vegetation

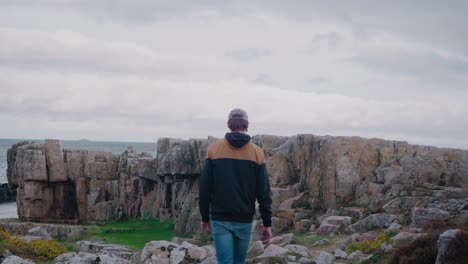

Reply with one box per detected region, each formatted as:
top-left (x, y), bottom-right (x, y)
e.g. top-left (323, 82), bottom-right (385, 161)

top-left (347, 232), bottom-right (391, 254)
top-left (390, 220), bottom-right (468, 264)
top-left (81, 219), bottom-right (175, 249)
top-left (0, 230), bottom-right (67, 262)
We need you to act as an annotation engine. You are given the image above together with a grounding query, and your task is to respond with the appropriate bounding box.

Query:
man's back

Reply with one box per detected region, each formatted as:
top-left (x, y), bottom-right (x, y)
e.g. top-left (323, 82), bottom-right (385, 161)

top-left (204, 136), bottom-right (268, 224)
top-left (198, 108), bottom-right (272, 264)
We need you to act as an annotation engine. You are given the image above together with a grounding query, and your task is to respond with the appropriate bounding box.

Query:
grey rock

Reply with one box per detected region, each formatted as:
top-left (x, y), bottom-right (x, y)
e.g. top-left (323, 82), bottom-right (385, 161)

top-left (169, 248), bottom-right (186, 264)
top-left (315, 251), bottom-right (335, 264)
top-left (55, 252), bottom-right (130, 264)
top-left (316, 223), bottom-right (340, 236)
top-left (386, 220), bottom-right (402, 232)
top-left (381, 243), bottom-right (393, 253)
top-left (200, 256), bottom-right (218, 264)
top-left (411, 207), bottom-right (451, 228)
top-left (298, 256), bottom-right (315, 263)
top-left (258, 244), bottom-right (289, 258)
top-left (334, 248), bottom-right (347, 259)
top-left (2, 256), bottom-right (35, 264)
top-left (181, 241), bottom-right (207, 262)
top-left (76, 241), bottom-right (135, 260)
top-left (435, 229), bottom-right (467, 264)
top-left (348, 250), bottom-right (366, 260)
top-left (391, 232), bottom-right (427, 248)
top-left (44, 139), bottom-right (67, 182)
top-left (294, 220), bottom-right (312, 233)
top-left (247, 241), bottom-right (265, 259)
top-left (27, 226), bottom-right (52, 240)
top-left (285, 244), bottom-right (310, 257)
top-left (270, 233), bottom-right (295, 247)
top-left (346, 213), bottom-right (396, 233)
top-left (312, 239), bottom-right (330, 247)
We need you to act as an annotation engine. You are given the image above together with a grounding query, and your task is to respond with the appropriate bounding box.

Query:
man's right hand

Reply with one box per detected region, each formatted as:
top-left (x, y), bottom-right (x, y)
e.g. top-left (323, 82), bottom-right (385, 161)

top-left (261, 226), bottom-right (272, 245)
top-left (202, 221), bottom-right (212, 233)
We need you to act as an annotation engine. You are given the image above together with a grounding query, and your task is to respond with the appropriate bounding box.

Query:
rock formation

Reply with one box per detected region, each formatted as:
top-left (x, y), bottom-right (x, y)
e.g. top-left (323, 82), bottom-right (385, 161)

top-left (6, 134), bottom-right (468, 235)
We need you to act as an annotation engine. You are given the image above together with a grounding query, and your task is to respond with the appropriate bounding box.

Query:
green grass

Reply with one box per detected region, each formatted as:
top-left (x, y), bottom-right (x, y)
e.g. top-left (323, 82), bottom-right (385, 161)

top-left (81, 219), bottom-right (175, 249)
top-left (294, 233), bottom-right (330, 247)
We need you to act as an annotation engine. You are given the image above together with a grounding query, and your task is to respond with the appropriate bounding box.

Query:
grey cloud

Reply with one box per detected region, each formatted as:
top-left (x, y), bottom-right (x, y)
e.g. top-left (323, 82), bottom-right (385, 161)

top-left (310, 32), bottom-right (344, 49)
top-left (349, 51), bottom-right (468, 81)
top-left (0, 29), bottom-right (184, 76)
top-left (224, 48), bottom-right (272, 63)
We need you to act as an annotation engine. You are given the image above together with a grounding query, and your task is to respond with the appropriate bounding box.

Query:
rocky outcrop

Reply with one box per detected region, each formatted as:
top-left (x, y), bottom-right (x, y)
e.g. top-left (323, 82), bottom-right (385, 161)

top-left (435, 229), bottom-right (468, 264)
top-left (0, 183), bottom-right (16, 203)
top-left (6, 134), bottom-right (468, 234)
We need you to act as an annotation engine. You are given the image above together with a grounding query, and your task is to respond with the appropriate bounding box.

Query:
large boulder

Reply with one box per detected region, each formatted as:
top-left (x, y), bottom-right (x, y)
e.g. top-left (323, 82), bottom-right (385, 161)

top-left (2, 256), bottom-right (35, 264)
top-left (435, 229), bottom-right (468, 264)
top-left (55, 252), bottom-right (130, 264)
top-left (391, 232), bottom-right (427, 248)
top-left (317, 216), bottom-right (352, 235)
top-left (315, 251), bottom-right (335, 264)
top-left (76, 241), bottom-right (135, 260)
top-left (346, 213), bottom-right (396, 233)
top-left (411, 207), bottom-right (451, 228)
top-left (27, 226), bottom-right (52, 240)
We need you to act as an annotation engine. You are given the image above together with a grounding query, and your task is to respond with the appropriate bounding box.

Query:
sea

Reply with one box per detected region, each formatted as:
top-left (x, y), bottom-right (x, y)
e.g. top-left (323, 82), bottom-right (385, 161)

top-left (0, 138), bottom-right (156, 218)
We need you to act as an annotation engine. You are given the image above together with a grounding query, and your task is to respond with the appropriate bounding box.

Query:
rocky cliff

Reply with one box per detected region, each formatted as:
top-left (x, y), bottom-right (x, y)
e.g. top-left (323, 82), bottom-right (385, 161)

top-left (6, 135), bottom-right (468, 235)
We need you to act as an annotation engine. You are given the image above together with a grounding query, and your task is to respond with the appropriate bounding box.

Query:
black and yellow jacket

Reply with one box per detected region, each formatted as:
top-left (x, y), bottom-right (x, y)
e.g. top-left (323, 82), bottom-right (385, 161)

top-left (199, 132), bottom-right (272, 227)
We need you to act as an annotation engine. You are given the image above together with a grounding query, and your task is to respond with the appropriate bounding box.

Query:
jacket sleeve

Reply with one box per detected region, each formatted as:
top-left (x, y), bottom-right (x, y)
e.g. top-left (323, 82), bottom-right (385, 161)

top-left (256, 163), bottom-right (272, 227)
top-left (199, 158), bottom-right (213, 222)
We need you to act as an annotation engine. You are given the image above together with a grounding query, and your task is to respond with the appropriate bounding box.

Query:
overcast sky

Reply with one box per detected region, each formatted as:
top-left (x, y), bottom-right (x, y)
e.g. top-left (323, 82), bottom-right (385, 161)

top-left (0, 1), bottom-right (467, 148)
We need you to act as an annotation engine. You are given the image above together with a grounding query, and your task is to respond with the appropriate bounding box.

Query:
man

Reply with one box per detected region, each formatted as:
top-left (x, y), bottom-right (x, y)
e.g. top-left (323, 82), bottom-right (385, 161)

top-left (199, 108), bottom-right (273, 264)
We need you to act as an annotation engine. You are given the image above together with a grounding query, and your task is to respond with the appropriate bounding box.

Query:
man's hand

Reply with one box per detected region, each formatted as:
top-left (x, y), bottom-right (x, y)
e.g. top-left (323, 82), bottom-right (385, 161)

top-left (202, 221), bottom-right (212, 233)
top-left (261, 226), bottom-right (272, 245)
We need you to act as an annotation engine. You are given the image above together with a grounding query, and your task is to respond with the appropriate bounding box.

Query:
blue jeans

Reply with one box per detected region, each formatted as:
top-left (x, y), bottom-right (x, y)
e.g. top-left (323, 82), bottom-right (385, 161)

top-left (211, 220), bottom-right (253, 264)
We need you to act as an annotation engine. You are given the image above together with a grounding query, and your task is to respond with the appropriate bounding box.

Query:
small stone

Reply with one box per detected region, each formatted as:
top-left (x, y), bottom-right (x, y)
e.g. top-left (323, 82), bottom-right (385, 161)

top-left (381, 243), bottom-right (393, 253)
top-left (334, 248), bottom-right (348, 259)
top-left (27, 226), bottom-right (52, 240)
top-left (270, 233), bottom-right (295, 247)
top-left (294, 219), bottom-right (313, 233)
top-left (247, 241), bottom-right (264, 259)
top-left (312, 239), bottom-right (330, 247)
top-left (348, 250), bottom-right (365, 260)
top-left (298, 256), bottom-right (315, 264)
top-left (386, 220), bottom-right (402, 232)
top-left (285, 244), bottom-right (310, 257)
top-left (315, 251), bottom-right (335, 264)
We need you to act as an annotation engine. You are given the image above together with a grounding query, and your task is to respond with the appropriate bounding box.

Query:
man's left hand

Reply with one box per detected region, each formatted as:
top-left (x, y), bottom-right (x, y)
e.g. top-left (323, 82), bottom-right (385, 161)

top-left (202, 221), bottom-right (212, 233)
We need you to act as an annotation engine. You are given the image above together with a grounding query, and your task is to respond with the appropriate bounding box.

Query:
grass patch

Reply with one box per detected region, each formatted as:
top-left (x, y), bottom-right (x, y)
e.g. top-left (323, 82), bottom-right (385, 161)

top-left (293, 233), bottom-right (330, 247)
top-left (81, 219), bottom-right (175, 250)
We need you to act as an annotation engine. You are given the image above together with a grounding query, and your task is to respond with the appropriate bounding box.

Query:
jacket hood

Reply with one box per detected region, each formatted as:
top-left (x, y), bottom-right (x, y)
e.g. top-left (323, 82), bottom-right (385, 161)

top-left (225, 132), bottom-right (251, 148)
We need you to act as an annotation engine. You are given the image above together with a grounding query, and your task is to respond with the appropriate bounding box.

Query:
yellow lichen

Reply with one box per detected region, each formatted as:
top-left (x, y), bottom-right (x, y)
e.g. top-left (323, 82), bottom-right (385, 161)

top-left (0, 229), bottom-right (66, 261)
top-left (346, 232), bottom-right (391, 254)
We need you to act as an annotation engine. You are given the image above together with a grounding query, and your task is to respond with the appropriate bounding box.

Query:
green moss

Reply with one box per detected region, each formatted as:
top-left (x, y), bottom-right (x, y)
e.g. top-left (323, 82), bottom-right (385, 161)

top-left (0, 236), bottom-right (6, 253)
top-left (81, 219), bottom-right (175, 249)
top-left (463, 203), bottom-right (468, 210)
